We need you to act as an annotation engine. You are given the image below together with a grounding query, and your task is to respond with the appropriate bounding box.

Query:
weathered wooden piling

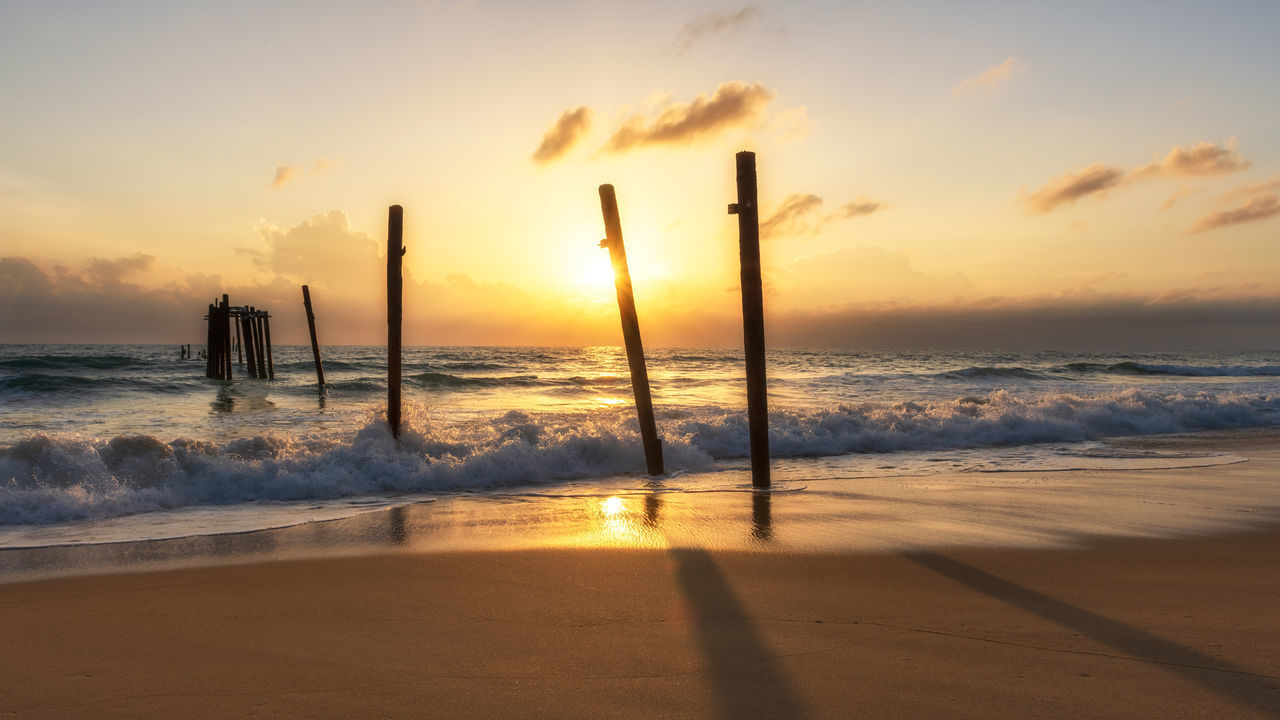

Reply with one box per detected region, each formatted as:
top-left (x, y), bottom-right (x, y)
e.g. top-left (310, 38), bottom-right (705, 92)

top-left (252, 308), bottom-right (268, 379)
top-left (262, 312), bottom-right (274, 380)
top-left (205, 303), bottom-right (216, 378)
top-left (598, 184), bottom-right (664, 476)
top-left (241, 312), bottom-right (258, 379)
top-left (220, 295), bottom-right (232, 381)
top-left (234, 317), bottom-right (243, 366)
top-left (728, 151), bottom-right (771, 488)
top-left (302, 285), bottom-right (326, 387)
top-left (387, 205), bottom-right (405, 439)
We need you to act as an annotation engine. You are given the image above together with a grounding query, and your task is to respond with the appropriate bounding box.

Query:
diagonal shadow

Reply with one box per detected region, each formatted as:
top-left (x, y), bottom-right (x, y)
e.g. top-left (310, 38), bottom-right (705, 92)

top-left (906, 551), bottom-right (1280, 717)
top-left (671, 547), bottom-right (811, 720)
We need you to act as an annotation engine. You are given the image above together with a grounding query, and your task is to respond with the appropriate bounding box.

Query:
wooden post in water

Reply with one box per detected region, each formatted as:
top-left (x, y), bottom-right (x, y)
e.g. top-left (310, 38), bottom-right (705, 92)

top-left (262, 312), bottom-right (275, 380)
top-left (387, 205), bottom-right (404, 439)
top-left (205, 303), bottom-right (216, 378)
top-left (252, 308), bottom-right (268, 379)
top-left (241, 311), bottom-right (258, 379)
top-left (234, 315), bottom-right (243, 366)
top-left (301, 285), bottom-right (326, 387)
top-left (598, 184), bottom-right (664, 476)
top-left (221, 295), bottom-right (233, 381)
top-left (728, 151), bottom-right (770, 488)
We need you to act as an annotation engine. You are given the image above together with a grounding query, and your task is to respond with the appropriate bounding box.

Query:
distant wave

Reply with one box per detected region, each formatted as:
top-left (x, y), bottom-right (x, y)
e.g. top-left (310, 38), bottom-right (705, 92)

top-left (936, 366), bottom-right (1052, 380)
top-left (406, 372), bottom-right (542, 389)
top-left (2, 388), bottom-right (1276, 525)
top-left (0, 355), bottom-right (137, 370)
top-left (934, 362), bottom-right (1280, 380)
top-left (0, 374), bottom-right (194, 395)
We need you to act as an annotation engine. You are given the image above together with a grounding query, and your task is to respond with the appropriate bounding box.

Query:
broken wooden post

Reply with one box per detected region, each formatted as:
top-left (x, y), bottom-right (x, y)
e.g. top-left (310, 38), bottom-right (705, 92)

top-left (598, 184), bottom-right (663, 476)
top-left (728, 151), bottom-right (770, 488)
top-left (302, 285), bottom-right (325, 387)
top-left (241, 311), bottom-right (258, 379)
top-left (387, 204), bottom-right (404, 439)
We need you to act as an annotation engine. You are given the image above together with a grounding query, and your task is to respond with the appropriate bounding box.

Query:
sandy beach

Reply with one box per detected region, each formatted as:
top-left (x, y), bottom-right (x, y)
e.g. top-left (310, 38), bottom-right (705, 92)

top-left (3, 432), bottom-right (1279, 718)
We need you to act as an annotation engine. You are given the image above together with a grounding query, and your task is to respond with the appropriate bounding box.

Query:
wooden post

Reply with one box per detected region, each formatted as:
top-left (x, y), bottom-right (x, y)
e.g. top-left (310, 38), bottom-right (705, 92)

top-left (302, 285), bottom-right (326, 387)
top-left (728, 151), bottom-right (770, 488)
top-left (234, 315), bottom-right (243, 366)
top-left (205, 303), bottom-right (216, 378)
top-left (241, 312), bottom-right (258, 379)
top-left (252, 309), bottom-right (268, 379)
top-left (598, 184), bottom-right (664, 476)
top-left (262, 312), bottom-right (275, 380)
top-left (221, 295), bottom-right (233, 381)
top-left (387, 205), bottom-right (404, 439)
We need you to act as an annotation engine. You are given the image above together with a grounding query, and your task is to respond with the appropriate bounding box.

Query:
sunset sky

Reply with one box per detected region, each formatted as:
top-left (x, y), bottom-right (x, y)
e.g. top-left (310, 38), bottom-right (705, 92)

top-left (2, 1), bottom-right (1278, 348)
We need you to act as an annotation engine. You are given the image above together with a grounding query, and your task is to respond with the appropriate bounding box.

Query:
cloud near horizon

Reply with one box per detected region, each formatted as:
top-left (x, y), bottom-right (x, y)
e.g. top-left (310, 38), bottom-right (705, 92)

top-left (603, 81), bottom-right (775, 153)
top-left (1189, 194), bottom-right (1280, 234)
top-left (672, 6), bottom-right (760, 55)
top-left (1130, 139), bottom-right (1250, 180)
top-left (531, 107), bottom-right (593, 165)
top-left (1024, 163), bottom-right (1126, 213)
top-left (952, 57), bottom-right (1021, 98)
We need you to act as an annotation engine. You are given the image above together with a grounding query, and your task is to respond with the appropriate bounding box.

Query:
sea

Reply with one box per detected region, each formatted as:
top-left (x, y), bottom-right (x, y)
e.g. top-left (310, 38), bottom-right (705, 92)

top-left (1, 344), bottom-right (1279, 551)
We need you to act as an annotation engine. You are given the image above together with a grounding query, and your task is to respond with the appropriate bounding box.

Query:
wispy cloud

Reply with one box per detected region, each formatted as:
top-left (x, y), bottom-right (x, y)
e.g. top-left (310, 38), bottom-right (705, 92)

top-left (672, 6), bottom-right (760, 55)
top-left (951, 57), bottom-right (1021, 98)
top-left (1025, 140), bottom-right (1251, 214)
top-left (531, 106), bottom-right (593, 165)
top-left (761, 193), bottom-right (887, 239)
top-left (760, 193), bottom-right (822, 239)
top-left (603, 81), bottom-right (775, 154)
top-left (1131, 139), bottom-right (1250, 179)
top-left (1189, 194), bottom-right (1280, 234)
top-left (1023, 163), bottom-right (1126, 213)
top-left (271, 165), bottom-right (299, 189)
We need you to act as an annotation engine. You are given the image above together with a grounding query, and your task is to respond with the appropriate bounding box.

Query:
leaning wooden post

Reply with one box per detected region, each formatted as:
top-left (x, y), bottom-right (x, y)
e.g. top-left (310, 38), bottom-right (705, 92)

top-left (302, 285), bottom-right (325, 387)
top-left (598, 184), bottom-right (664, 475)
top-left (728, 151), bottom-right (770, 488)
top-left (387, 205), bottom-right (404, 439)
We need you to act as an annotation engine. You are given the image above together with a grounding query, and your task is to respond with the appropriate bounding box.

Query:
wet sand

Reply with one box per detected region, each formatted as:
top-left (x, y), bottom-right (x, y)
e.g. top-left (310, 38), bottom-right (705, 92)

top-left (2, 431), bottom-right (1280, 718)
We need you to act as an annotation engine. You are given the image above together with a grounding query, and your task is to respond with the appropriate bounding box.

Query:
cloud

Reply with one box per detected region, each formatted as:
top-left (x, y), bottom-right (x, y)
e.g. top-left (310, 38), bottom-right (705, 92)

top-left (772, 295), bottom-right (1280, 350)
top-left (245, 211), bottom-right (382, 291)
top-left (84, 252), bottom-right (156, 285)
top-left (1023, 163), bottom-right (1126, 213)
top-left (760, 193), bottom-right (888, 239)
top-left (833, 197), bottom-right (885, 218)
top-left (760, 193), bottom-right (823, 239)
top-left (603, 81), bottom-right (775, 153)
top-left (951, 57), bottom-right (1021, 98)
top-left (1131, 139), bottom-right (1250, 179)
top-left (531, 107), bottom-right (593, 165)
top-left (672, 6), bottom-right (760, 55)
top-left (1188, 194), bottom-right (1280, 234)
top-left (271, 165), bottom-right (299, 189)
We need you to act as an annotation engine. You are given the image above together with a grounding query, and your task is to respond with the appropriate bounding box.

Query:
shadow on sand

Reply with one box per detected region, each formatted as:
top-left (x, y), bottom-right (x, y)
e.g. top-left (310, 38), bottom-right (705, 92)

top-left (905, 551), bottom-right (1280, 718)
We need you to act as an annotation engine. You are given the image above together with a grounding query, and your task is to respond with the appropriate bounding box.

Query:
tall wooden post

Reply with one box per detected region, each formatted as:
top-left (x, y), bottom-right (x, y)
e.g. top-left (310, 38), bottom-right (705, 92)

top-left (252, 308), bottom-right (268, 379)
top-left (302, 285), bottom-right (325, 387)
top-left (729, 151), bottom-right (770, 488)
top-left (262, 313), bottom-right (275, 380)
top-left (598, 184), bottom-right (664, 476)
top-left (221, 295), bottom-right (233, 381)
top-left (205, 303), bottom-right (216, 378)
top-left (241, 312), bottom-right (258, 379)
top-left (234, 316), bottom-right (243, 366)
top-left (387, 205), bottom-right (404, 439)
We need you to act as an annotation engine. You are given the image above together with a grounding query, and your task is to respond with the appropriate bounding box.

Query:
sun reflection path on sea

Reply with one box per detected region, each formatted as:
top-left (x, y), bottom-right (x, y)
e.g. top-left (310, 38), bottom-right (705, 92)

top-left (571, 495), bottom-right (670, 549)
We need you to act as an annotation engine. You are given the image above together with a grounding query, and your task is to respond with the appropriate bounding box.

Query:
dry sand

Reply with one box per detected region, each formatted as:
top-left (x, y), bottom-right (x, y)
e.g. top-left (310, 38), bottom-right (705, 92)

top-left (2, 432), bottom-right (1280, 718)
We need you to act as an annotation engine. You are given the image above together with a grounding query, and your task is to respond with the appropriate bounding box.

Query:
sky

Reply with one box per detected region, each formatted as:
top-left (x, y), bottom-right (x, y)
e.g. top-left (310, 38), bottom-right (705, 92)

top-left (2, 0), bottom-right (1278, 349)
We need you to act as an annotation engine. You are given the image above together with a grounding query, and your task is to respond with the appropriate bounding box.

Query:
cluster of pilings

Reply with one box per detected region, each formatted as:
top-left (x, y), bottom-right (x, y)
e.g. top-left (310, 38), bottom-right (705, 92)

top-left (204, 295), bottom-right (275, 380)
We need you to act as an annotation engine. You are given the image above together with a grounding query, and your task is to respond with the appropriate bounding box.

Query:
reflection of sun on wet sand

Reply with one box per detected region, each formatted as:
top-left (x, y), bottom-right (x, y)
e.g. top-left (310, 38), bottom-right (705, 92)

top-left (2, 433), bottom-right (1280, 718)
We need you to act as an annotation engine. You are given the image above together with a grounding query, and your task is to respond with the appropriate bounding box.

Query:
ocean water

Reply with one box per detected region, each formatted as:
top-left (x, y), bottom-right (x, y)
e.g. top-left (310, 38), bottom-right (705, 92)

top-left (1, 344), bottom-right (1278, 547)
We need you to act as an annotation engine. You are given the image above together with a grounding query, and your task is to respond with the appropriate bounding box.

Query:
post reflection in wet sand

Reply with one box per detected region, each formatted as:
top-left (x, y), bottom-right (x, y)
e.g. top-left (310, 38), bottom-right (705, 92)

top-left (751, 492), bottom-right (773, 543)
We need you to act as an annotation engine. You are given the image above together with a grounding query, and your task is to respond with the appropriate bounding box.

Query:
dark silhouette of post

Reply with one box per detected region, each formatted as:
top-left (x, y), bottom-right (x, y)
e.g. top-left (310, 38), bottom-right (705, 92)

top-left (387, 205), bottom-right (404, 439)
top-left (234, 315), bottom-right (243, 366)
top-left (598, 184), bottom-right (664, 475)
top-left (252, 308), bottom-right (268, 379)
top-left (220, 295), bottom-right (233, 381)
top-left (205, 303), bottom-right (216, 378)
top-left (302, 285), bottom-right (325, 387)
top-left (241, 312), bottom-right (258, 379)
top-left (728, 151), bottom-right (770, 488)
top-left (262, 312), bottom-right (275, 379)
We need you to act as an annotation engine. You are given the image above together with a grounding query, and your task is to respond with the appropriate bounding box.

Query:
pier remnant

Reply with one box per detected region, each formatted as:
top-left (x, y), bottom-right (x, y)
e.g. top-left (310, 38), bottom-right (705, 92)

top-left (598, 184), bottom-right (664, 476)
top-left (728, 151), bottom-right (771, 488)
top-left (202, 297), bottom-right (274, 381)
top-left (301, 285), bottom-right (326, 387)
top-left (387, 204), bottom-right (405, 439)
